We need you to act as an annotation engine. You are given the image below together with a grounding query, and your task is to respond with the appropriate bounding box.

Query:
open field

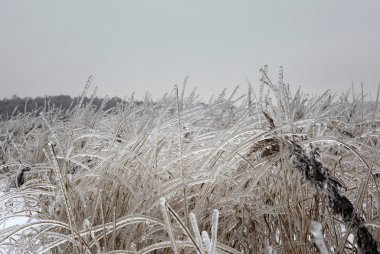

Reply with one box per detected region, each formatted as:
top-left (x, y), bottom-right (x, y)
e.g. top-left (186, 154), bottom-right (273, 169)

top-left (1, 70), bottom-right (380, 253)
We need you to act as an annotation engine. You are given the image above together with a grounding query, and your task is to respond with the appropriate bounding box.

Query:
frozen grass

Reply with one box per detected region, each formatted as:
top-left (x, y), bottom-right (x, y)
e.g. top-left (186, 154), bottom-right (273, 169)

top-left (0, 68), bottom-right (380, 253)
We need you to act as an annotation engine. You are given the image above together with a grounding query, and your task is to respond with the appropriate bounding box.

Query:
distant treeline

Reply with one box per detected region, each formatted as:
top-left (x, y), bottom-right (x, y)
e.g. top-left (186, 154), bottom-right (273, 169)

top-left (0, 95), bottom-right (137, 120)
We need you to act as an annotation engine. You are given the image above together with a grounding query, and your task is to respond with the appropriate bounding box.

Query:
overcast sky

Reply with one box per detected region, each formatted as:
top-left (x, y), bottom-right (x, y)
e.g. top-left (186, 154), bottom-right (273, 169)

top-left (0, 1), bottom-right (379, 100)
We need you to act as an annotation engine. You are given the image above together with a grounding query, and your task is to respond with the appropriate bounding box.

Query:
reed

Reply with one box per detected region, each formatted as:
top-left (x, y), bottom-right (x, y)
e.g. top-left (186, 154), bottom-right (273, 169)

top-left (0, 67), bottom-right (379, 253)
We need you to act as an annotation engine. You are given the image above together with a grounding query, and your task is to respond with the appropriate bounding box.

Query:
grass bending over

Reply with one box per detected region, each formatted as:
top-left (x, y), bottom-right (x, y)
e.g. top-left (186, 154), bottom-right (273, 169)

top-left (0, 68), bottom-right (380, 253)
top-left (289, 140), bottom-right (378, 253)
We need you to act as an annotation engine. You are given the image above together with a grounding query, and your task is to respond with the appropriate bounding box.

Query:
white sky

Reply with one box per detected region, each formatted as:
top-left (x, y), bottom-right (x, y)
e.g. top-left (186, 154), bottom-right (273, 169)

top-left (0, 1), bottom-right (379, 101)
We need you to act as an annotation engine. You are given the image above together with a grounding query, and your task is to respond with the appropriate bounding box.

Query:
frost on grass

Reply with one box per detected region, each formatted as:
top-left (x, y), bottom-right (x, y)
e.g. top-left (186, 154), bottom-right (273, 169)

top-left (0, 68), bottom-right (380, 253)
top-left (309, 221), bottom-right (328, 254)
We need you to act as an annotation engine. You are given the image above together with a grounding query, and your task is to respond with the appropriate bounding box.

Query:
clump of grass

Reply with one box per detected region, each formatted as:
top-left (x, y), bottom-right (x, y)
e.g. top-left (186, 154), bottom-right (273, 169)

top-left (289, 140), bottom-right (378, 253)
top-left (0, 67), bottom-right (379, 253)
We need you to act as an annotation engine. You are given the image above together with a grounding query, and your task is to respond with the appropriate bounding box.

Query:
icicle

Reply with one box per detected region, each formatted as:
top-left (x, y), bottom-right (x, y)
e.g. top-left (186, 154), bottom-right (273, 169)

top-left (190, 213), bottom-right (204, 254)
top-left (210, 209), bottom-right (219, 254)
top-left (159, 198), bottom-right (178, 254)
top-left (202, 231), bottom-right (211, 253)
top-left (309, 221), bottom-right (329, 254)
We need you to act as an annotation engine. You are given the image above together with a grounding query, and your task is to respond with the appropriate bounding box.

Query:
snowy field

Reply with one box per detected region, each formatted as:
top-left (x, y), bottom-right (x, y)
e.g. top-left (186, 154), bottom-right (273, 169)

top-left (1, 70), bottom-right (380, 253)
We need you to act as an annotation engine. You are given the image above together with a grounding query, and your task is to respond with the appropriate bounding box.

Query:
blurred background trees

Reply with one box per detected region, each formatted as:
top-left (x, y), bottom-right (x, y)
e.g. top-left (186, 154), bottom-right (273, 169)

top-left (0, 95), bottom-right (128, 120)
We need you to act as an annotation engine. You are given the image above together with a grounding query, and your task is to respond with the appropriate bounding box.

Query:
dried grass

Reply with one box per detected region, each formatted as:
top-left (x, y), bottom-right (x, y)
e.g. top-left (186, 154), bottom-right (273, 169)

top-left (0, 69), bottom-right (379, 253)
